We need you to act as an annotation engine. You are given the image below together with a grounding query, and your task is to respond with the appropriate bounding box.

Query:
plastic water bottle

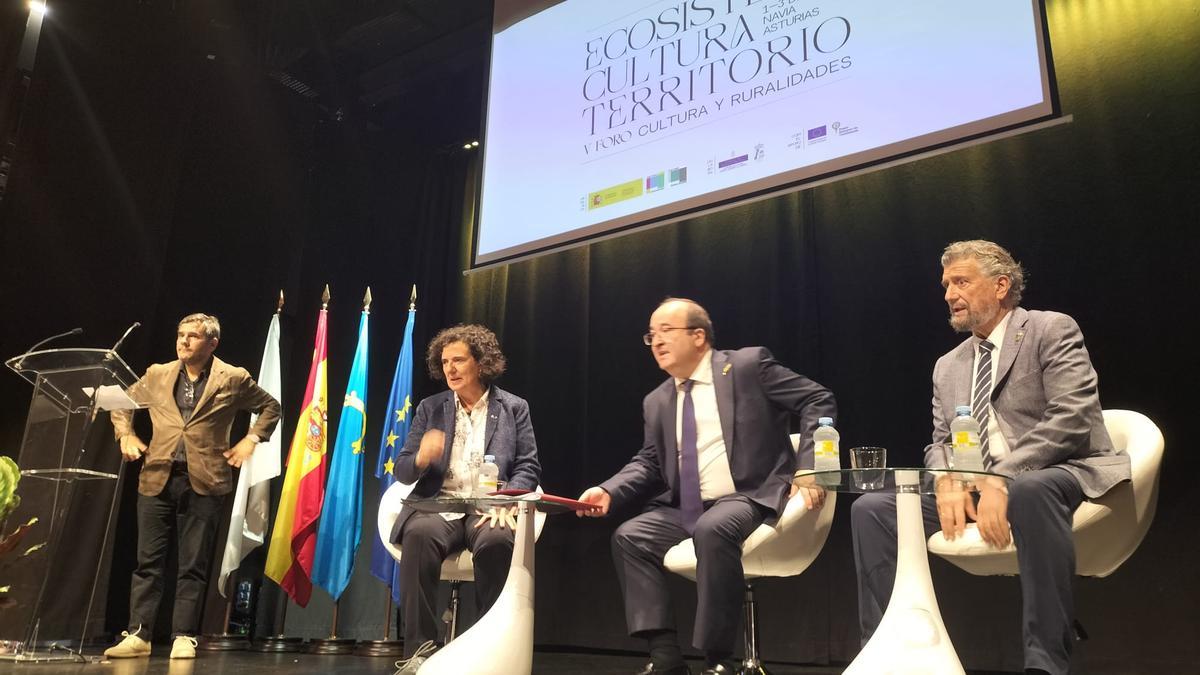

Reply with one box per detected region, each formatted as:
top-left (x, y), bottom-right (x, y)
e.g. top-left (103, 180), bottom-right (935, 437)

top-left (476, 454), bottom-right (499, 496)
top-left (950, 406), bottom-right (986, 474)
top-left (812, 417), bottom-right (841, 486)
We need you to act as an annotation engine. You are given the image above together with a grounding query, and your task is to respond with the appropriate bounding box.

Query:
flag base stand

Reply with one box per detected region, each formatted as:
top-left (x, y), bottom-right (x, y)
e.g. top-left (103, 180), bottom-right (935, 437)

top-left (198, 633), bottom-right (250, 651)
top-left (355, 639), bottom-right (404, 657)
top-left (251, 636), bottom-right (305, 653)
top-left (306, 637), bottom-right (357, 655)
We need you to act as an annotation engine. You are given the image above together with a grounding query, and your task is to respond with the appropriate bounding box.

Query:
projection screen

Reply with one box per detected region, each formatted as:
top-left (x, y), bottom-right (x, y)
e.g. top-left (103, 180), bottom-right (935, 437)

top-left (474, 0), bottom-right (1058, 267)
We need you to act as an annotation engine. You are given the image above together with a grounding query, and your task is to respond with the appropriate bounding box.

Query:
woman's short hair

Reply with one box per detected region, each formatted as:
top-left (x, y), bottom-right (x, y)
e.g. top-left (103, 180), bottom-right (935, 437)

top-left (425, 324), bottom-right (507, 384)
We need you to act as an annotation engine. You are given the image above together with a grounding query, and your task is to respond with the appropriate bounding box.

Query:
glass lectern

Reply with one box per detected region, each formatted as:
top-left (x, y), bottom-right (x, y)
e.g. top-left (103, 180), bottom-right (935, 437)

top-left (1, 348), bottom-right (144, 662)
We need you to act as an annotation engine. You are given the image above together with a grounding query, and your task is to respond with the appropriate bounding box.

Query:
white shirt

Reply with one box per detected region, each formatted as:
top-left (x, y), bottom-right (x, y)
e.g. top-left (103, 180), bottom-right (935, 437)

top-left (972, 312), bottom-right (1013, 465)
top-left (439, 388), bottom-right (490, 520)
top-left (674, 350), bottom-right (736, 501)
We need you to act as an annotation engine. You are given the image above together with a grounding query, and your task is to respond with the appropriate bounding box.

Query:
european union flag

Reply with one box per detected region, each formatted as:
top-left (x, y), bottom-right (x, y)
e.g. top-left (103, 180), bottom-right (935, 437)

top-left (369, 300), bottom-right (415, 604)
top-left (312, 303), bottom-right (370, 600)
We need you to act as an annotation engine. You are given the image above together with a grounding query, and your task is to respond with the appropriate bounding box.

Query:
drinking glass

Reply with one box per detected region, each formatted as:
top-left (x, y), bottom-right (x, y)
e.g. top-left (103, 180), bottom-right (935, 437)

top-left (850, 446), bottom-right (887, 490)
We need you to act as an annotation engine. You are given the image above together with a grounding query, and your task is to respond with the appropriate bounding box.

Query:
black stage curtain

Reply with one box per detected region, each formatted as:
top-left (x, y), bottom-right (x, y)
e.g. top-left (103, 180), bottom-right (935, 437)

top-left (1, 1), bottom-right (1197, 671)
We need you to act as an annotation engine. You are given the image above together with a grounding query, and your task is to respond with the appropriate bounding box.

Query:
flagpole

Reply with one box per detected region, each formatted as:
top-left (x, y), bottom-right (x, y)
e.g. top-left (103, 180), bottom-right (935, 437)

top-left (355, 592), bottom-right (405, 656)
top-left (309, 287), bottom-right (371, 656)
top-left (202, 290), bottom-right (287, 652)
top-left (306, 599), bottom-right (357, 654)
top-left (356, 284), bottom-right (414, 657)
top-left (257, 287), bottom-right (334, 654)
top-left (252, 589), bottom-right (304, 652)
top-left (199, 577), bottom-right (251, 651)
top-left (360, 285), bottom-right (415, 656)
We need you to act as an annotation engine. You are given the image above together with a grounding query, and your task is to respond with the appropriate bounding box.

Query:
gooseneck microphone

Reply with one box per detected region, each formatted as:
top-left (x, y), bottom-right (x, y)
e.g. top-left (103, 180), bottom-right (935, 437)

top-left (109, 322), bottom-right (141, 356)
top-left (15, 327), bottom-right (83, 368)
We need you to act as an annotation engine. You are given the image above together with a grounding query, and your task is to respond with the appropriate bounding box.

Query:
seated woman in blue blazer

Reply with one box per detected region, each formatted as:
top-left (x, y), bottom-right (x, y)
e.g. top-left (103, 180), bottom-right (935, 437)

top-left (391, 324), bottom-right (541, 673)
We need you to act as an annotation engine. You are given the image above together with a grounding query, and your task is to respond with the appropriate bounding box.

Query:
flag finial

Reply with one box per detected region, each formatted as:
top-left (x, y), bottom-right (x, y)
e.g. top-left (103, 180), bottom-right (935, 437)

top-left (409, 285), bottom-right (417, 311)
top-left (276, 289), bottom-right (285, 314)
top-left (363, 287), bottom-right (373, 312)
top-left (321, 284), bottom-right (331, 309)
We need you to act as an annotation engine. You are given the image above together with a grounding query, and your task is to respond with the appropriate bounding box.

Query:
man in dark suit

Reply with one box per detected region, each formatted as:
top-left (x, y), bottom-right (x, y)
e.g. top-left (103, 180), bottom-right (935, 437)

top-left (106, 313), bottom-right (280, 659)
top-left (578, 298), bottom-right (836, 675)
top-left (391, 324), bottom-right (541, 674)
top-left (851, 241), bottom-right (1131, 675)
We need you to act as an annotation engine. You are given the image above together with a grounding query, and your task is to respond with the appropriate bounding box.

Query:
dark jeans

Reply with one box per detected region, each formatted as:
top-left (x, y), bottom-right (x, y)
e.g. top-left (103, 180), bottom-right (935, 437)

top-left (611, 495), bottom-right (766, 653)
top-left (851, 467), bottom-right (1084, 675)
top-left (128, 468), bottom-right (225, 638)
top-left (398, 511), bottom-right (516, 657)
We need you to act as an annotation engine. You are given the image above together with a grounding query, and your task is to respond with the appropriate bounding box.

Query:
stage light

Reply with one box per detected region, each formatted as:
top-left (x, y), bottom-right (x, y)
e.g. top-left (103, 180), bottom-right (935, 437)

top-left (28, 1), bottom-right (48, 16)
top-left (471, 141), bottom-right (479, 147)
top-left (463, 144), bottom-right (472, 150)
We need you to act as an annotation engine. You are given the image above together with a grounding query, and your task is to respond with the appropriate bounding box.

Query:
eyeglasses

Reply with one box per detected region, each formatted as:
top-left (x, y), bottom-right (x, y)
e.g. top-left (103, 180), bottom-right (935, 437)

top-left (642, 326), bottom-right (697, 345)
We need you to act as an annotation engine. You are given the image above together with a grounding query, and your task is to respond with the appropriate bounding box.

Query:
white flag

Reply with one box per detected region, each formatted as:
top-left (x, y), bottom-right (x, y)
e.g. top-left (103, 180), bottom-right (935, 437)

top-left (218, 313), bottom-right (283, 596)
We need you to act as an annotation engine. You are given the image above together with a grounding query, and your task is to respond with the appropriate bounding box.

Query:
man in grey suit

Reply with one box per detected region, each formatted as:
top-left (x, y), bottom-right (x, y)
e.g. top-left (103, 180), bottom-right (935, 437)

top-left (578, 298), bottom-right (836, 675)
top-left (851, 240), bottom-right (1131, 675)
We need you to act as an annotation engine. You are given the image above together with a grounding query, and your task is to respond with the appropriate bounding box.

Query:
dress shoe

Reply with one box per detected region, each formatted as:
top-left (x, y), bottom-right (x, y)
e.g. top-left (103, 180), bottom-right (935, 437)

top-left (103, 630), bottom-right (151, 658)
top-left (700, 661), bottom-right (738, 675)
top-left (634, 661), bottom-right (691, 675)
top-left (170, 635), bottom-right (198, 659)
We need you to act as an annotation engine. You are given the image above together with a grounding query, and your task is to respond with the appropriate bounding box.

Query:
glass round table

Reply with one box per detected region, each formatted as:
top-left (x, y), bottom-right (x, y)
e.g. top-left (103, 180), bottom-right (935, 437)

top-left (398, 492), bottom-right (588, 675)
top-left (792, 468), bottom-right (1009, 675)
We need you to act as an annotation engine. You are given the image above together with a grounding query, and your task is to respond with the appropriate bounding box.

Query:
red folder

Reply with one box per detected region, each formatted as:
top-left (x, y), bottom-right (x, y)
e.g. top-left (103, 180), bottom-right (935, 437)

top-left (489, 489), bottom-right (595, 511)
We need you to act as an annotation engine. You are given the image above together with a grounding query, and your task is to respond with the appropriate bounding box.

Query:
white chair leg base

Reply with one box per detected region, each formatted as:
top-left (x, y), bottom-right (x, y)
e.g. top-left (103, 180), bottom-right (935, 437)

top-left (418, 502), bottom-right (536, 675)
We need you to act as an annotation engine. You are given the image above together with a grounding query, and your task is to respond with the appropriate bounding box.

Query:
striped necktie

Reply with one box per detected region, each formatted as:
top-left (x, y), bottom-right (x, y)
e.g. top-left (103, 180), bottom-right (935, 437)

top-left (972, 339), bottom-right (995, 470)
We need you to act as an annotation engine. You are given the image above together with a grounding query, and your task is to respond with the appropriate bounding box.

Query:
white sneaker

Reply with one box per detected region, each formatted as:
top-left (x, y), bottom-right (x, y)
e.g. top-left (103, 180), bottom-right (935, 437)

top-left (170, 635), bottom-right (198, 659)
top-left (394, 640), bottom-right (437, 674)
top-left (103, 630), bottom-right (151, 658)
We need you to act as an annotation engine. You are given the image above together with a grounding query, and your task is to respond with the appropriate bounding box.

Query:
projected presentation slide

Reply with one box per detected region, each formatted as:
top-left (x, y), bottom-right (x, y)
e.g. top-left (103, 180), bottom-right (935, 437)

top-left (476, 0), bottom-right (1053, 265)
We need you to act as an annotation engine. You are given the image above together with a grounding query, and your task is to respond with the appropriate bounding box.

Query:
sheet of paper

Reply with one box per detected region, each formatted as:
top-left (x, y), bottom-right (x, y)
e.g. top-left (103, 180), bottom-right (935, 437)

top-left (81, 385), bottom-right (143, 411)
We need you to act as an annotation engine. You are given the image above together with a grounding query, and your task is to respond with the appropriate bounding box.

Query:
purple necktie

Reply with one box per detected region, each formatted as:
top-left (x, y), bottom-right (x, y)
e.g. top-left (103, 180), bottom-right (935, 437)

top-left (679, 379), bottom-right (703, 533)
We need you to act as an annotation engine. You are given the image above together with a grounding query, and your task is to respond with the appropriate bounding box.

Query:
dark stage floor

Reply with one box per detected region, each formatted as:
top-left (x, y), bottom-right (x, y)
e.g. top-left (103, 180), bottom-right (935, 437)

top-left (0, 650), bottom-right (844, 675)
top-left (0, 649), bottom-right (1037, 675)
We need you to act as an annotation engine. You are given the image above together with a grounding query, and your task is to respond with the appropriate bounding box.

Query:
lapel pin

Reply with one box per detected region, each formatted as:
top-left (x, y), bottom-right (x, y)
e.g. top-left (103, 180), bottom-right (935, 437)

top-left (722, 364), bottom-right (732, 375)
top-left (1014, 330), bottom-right (1025, 343)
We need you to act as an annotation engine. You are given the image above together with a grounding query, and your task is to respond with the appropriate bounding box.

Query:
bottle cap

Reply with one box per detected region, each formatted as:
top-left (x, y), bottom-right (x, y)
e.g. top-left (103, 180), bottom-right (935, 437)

top-left (818, 417), bottom-right (833, 426)
top-left (955, 405), bottom-right (971, 416)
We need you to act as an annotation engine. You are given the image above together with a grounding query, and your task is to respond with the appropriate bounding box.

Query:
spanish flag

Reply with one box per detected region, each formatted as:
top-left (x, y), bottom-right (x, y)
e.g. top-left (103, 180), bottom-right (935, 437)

top-left (265, 301), bottom-right (329, 607)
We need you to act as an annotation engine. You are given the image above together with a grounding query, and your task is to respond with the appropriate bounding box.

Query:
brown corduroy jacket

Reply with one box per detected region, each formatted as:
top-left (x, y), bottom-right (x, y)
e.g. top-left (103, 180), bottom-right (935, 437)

top-left (112, 355), bottom-right (281, 496)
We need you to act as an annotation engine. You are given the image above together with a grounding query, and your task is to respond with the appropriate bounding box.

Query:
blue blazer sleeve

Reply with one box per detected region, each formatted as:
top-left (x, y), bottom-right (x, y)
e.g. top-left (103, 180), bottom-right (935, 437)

top-left (499, 393), bottom-right (542, 491)
top-left (395, 396), bottom-right (437, 485)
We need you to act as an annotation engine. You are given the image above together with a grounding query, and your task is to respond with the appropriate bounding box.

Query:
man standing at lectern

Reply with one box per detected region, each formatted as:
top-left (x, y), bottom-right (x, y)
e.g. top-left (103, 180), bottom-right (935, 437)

top-left (105, 313), bottom-right (280, 659)
top-left (578, 298), bottom-right (836, 675)
top-left (851, 241), bottom-right (1131, 674)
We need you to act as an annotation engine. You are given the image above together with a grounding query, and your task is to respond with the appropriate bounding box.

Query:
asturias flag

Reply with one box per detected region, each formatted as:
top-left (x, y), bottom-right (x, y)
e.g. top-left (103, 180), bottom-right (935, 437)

top-left (312, 300), bottom-right (370, 600)
top-left (369, 300), bottom-right (415, 604)
top-left (265, 304), bottom-right (329, 607)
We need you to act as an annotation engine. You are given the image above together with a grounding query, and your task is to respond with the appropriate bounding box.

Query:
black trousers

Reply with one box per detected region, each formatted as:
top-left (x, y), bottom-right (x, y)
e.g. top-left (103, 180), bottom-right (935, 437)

top-left (611, 495), bottom-right (766, 653)
top-left (398, 511), bottom-right (515, 657)
top-left (128, 468), bottom-right (225, 637)
top-left (851, 466), bottom-right (1084, 675)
